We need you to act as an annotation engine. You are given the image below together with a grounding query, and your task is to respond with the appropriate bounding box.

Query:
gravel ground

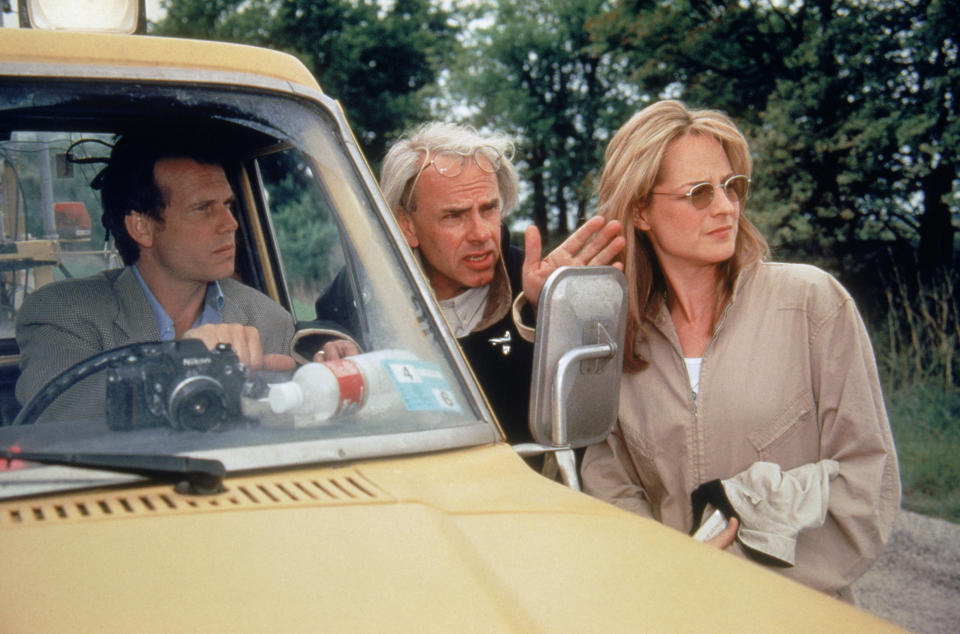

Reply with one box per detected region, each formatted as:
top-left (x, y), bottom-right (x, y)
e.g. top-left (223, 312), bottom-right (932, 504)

top-left (853, 510), bottom-right (960, 633)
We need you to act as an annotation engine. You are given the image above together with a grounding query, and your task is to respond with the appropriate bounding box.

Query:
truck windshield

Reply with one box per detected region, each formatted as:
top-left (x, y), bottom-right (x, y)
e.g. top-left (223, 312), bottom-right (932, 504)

top-left (0, 78), bottom-right (496, 497)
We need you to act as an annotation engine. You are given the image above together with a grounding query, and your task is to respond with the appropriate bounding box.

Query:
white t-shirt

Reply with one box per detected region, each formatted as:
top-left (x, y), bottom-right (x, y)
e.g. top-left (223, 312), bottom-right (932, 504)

top-left (684, 357), bottom-right (703, 396)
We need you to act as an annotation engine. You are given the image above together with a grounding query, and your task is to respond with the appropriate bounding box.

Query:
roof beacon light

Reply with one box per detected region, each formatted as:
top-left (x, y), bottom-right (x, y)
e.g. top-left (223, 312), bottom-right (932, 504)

top-left (21, 0), bottom-right (141, 34)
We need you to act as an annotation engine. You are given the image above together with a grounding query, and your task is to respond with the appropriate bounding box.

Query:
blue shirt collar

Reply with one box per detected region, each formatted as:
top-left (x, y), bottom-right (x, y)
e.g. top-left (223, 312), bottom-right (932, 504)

top-left (131, 264), bottom-right (225, 341)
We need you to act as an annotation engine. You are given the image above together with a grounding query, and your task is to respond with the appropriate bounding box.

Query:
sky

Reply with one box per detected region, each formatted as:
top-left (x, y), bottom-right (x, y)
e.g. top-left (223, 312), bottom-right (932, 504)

top-left (146, 0), bottom-right (165, 21)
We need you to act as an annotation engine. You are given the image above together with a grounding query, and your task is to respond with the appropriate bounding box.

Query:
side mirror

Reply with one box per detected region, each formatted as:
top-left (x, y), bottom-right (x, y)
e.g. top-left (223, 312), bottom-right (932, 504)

top-left (514, 266), bottom-right (627, 489)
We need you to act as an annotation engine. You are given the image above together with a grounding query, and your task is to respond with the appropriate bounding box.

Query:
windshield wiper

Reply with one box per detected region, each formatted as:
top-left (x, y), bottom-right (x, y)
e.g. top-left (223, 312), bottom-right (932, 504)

top-left (0, 449), bottom-right (224, 495)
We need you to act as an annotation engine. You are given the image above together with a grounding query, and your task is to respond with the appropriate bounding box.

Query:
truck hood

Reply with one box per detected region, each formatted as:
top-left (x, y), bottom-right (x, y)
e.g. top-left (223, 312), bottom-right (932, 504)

top-left (0, 444), bottom-right (896, 632)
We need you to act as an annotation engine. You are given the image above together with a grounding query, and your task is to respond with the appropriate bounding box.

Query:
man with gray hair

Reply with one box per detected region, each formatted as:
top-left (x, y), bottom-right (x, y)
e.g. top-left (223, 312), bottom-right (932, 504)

top-left (373, 122), bottom-right (624, 444)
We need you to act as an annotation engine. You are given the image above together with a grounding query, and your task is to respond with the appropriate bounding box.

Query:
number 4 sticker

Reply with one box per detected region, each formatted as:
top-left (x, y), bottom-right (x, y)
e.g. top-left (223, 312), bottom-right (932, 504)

top-left (389, 363), bottom-right (422, 383)
top-left (383, 359), bottom-right (461, 413)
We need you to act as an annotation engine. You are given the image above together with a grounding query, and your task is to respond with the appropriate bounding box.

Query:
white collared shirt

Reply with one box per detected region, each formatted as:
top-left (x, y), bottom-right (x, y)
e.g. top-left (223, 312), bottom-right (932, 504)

top-left (438, 285), bottom-right (489, 338)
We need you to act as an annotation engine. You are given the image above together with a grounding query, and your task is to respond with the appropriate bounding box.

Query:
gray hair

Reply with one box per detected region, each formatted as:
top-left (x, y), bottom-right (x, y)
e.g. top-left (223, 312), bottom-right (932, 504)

top-left (380, 122), bottom-right (519, 216)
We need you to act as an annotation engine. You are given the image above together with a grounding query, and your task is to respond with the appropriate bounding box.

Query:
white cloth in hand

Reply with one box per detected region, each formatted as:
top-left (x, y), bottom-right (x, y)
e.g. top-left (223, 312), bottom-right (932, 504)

top-left (722, 459), bottom-right (840, 566)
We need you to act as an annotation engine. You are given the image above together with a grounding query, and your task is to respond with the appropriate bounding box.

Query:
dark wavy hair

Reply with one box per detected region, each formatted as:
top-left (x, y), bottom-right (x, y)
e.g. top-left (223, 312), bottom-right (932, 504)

top-left (95, 129), bottom-right (227, 265)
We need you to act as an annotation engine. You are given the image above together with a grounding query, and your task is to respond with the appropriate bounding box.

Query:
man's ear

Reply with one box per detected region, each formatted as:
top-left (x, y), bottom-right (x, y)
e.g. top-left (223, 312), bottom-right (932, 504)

top-left (396, 210), bottom-right (420, 248)
top-left (124, 212), bottom-right (154, 248)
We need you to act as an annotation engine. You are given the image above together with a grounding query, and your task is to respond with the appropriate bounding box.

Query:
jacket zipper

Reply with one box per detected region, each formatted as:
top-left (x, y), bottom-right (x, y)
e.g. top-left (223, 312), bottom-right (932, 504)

top-left (692, 301), bottom-right (734, 419)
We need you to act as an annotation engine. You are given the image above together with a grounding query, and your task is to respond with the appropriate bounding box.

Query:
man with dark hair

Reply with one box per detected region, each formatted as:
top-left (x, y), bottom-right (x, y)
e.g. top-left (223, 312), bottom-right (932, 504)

top-left (96, 131), bottom-right (230, 266)
top-left (15, 129), bottom-right (296, 422)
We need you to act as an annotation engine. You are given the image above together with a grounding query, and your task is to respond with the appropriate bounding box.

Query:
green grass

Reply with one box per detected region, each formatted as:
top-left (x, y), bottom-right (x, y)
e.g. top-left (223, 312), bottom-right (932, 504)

top-left (291, 297), bottom-right (314, 323)
top-left (883, 378), bottom-right (960, 523)
top-left (868, 265), bottom-right (958, 524)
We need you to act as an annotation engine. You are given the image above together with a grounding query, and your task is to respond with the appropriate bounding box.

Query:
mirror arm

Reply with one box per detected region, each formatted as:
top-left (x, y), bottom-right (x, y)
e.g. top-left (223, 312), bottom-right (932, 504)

top-left (510, 446), bottom-right (582, 490)
top-left (550, 339), bottom-right (616, 491)
top-left (513, 443), bottom-right (568, 457)
top-left (552, 338), bottom-right (617, 446)
top-left (514, 324), bottom-right (618, 491)
top-left (554, 449), bottom-right (580, 490)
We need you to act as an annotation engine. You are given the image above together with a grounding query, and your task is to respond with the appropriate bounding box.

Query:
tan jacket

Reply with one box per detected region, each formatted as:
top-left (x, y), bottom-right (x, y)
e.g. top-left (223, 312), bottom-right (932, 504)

top-left (581, 262), bottom-right (900, 596)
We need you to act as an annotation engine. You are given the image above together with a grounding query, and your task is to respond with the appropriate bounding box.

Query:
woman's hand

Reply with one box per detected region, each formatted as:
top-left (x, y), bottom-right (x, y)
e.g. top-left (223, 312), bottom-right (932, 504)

top-left (706, 516), bottom-right (739, 550)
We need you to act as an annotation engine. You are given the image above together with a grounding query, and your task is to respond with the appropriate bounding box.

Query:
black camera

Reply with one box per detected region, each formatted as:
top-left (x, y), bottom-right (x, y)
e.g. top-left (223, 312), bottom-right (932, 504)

top-left (105, 339), bottom-right (246, 431)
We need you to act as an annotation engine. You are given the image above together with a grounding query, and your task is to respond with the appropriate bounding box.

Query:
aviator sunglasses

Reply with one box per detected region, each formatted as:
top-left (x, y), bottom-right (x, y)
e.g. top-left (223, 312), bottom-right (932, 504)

top-left (650, 174), bottom-right (750, 210)
top-left (404, 145), bottom-right (512, 209)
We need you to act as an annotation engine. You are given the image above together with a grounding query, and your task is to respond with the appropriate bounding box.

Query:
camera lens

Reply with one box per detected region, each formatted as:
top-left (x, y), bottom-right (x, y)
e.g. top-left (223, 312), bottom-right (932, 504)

top-left (168, 376), bottom-right (228, 431)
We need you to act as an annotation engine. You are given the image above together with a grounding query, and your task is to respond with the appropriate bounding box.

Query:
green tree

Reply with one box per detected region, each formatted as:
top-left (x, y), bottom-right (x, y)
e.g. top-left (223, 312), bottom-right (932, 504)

top-left (590, 0), bottom-right (958, 275)
top-left (155, 0), bottom-right (459, 164)
top-left (275, 0), bottom-right (459, 163)
top-left (883, 0), bottom-right (959, 272)
top-left (451, 0), bottom-right (640, 243)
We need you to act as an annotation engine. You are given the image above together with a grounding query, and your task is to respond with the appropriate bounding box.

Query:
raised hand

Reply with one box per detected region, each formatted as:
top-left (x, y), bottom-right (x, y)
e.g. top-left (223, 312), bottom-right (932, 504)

top-left (522, 215), bottom-right (625, 307)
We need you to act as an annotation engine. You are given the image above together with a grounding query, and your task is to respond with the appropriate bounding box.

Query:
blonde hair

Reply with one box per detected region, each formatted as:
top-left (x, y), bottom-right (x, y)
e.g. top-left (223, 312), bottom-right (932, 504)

top-left (596, 100), bottom-right (769, 372)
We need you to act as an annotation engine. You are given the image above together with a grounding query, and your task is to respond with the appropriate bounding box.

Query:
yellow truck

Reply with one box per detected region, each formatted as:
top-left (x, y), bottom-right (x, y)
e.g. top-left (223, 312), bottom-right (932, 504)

top-left (0, 3), bottom-right (898, 631)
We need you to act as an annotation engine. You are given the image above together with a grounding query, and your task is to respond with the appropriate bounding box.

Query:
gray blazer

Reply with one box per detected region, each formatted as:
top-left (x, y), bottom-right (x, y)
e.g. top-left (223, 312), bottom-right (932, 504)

top-left (15, 267), bottom-right (294, 423)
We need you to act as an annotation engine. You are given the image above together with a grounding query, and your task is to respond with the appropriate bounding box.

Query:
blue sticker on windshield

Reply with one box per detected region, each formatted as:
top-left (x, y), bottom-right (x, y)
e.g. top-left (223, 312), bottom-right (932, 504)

top-left (383, 359), bottom-right (461, 412)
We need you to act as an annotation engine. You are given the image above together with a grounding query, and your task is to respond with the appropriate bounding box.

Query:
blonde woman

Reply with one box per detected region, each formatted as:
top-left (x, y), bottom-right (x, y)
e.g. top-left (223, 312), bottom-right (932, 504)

top-left (581, 100), bottom-right (900, 600)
